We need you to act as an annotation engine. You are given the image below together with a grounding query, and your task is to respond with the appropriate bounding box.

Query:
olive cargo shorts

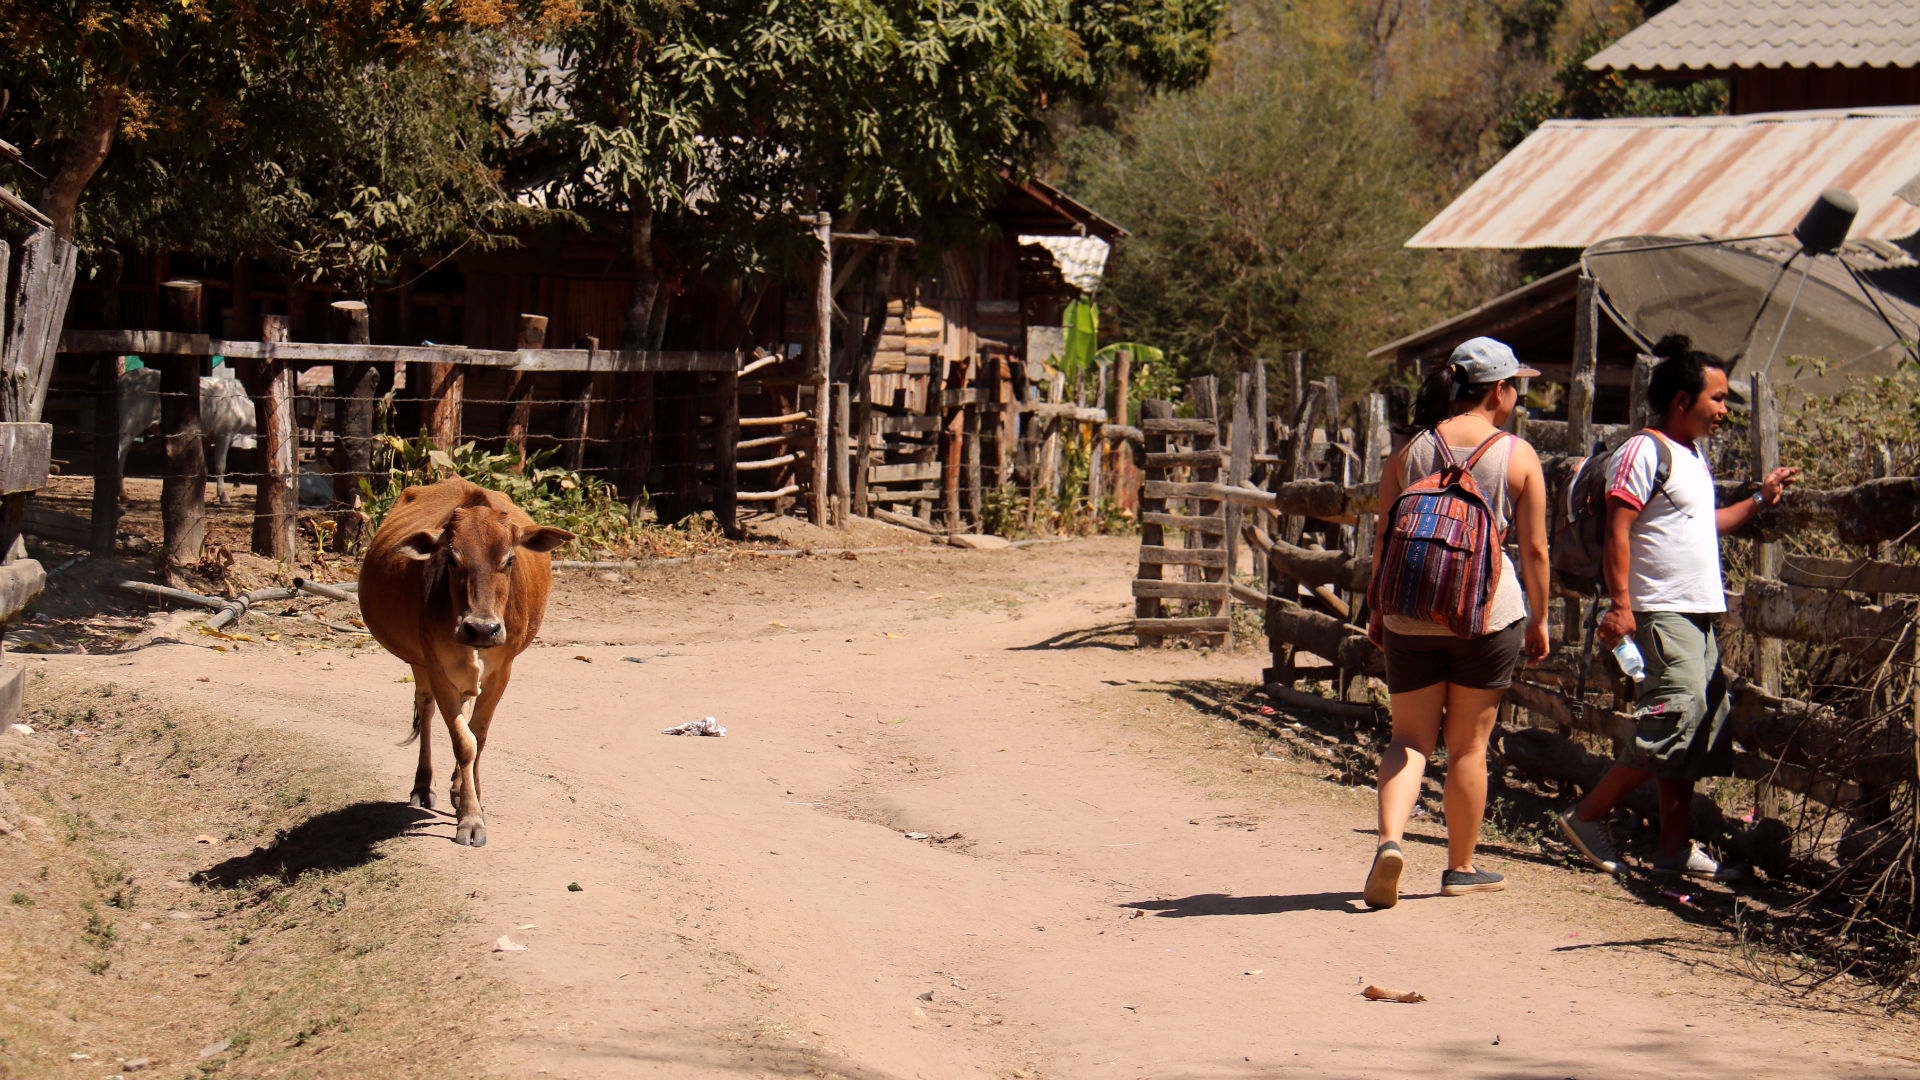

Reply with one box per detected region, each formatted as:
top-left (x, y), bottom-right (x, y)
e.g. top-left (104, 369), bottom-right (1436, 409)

top-left (1619, 611), bottom-right (1734, 780)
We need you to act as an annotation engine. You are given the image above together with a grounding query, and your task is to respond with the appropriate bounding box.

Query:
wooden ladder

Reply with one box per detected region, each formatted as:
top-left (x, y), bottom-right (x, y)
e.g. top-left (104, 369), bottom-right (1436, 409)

top-left (1133, 377), bottom-right (1230, 648)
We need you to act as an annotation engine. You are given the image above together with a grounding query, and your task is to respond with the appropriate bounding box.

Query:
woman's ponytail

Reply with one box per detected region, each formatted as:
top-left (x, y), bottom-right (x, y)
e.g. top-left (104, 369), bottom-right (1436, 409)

top-left (1412, 363), bottom-right (1459, 429)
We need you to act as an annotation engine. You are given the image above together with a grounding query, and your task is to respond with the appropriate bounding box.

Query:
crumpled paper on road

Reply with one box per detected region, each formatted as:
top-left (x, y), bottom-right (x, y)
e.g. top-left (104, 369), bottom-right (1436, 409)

top-left (662, 716), bottom-right (727, 737)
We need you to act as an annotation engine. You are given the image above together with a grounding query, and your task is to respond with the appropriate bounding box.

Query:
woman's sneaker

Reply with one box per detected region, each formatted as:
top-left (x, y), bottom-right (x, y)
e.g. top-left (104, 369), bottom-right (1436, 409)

top-left (1652, 843), bottom-right (1747, 882)
top-left (1364, 841), bottom-right (1404, 910)
top-left (1440, 868), bottom-right (1506, 895)
top-left (1556, 807), bottom-right (1621, 874)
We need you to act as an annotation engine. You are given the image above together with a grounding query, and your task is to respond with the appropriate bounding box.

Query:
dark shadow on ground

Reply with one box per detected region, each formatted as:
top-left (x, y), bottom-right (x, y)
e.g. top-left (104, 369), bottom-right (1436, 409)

top-left (1008, 621), bottom-right (1138, 651)
top-left (192, 800), bottom-right (440, 887)
top-left (1552, 936), bottom-right (1686, 952)
top-left (1123, 891), bottom-right (1377, 916)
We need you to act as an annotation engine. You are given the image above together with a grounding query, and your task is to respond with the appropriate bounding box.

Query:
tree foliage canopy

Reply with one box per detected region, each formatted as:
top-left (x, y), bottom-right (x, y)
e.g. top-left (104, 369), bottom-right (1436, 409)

top-left (518, 0), bottom-right (1224, 339)
top-left (1, 1), bottom-right (558, 290)
top-left (1069, 18), bottom-right (1446, 385)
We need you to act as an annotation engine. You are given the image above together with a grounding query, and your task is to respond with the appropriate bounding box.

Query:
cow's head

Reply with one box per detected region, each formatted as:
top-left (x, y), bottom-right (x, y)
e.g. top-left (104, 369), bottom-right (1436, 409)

top-left (395, 505), bottom-right (574, 648)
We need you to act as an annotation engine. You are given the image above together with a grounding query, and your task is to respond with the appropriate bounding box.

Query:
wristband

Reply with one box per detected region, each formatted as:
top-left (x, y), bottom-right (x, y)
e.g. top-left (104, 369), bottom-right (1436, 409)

top-left (1751, 491), bottom-right (1768, 507)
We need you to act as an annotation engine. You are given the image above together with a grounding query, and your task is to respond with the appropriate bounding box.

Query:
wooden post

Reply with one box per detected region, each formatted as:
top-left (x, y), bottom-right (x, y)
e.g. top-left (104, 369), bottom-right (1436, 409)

top-left (250, 315), bottom-right (297, 560)
top-left (616, 372), bottom-right (656, 510)
top-left (1569, 274), bottom-right (1599, 456)
top-left (427, 362), bottom-right (466, 451)
top-left (329, 300), bottom-right (375, 520)
top-left (942, 357), bottom-right (967, 533)
top-left (158, 280), bottom-right (206, 563)
top-left (1630, 349), bottom-right (1655, 432)
top-left (714, 369), bottom-right (739, 536)
top-left (809, 211), bottom-right (832, 525)
top-left (1750, 371), bottom-right (1781, 692)
top-left (1111, 347), bottom-right (1134, 512)
top-left (1250, 357), bottom-right (1270, 583)
top-left (1287, 351), bottom-right (1305, 419)
top-left (1352, 393), bottom-right (1389, 697)
top-left (506, 313), bottom-right (548, 466)
top-left (1228, 370), bottom-right (1252, 586)
top-left (563, 336), bottom-right (597, 472)
top-left (88, 353), bottom-right (122, 553)
top-left (832, 380), bottom-right (851, 526)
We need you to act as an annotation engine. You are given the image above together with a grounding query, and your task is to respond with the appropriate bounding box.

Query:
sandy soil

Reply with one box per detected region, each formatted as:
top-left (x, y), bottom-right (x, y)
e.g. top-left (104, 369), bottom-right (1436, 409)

top-left (14, 532), bottom-right (1920, 1080)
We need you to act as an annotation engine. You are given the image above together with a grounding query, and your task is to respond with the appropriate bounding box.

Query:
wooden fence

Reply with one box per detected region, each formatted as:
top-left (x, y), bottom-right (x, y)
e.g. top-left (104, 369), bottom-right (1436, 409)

top-left (31, 282), bottom-right (1135, 562)
top-left (1219, 334), bottom-right (1920, 815)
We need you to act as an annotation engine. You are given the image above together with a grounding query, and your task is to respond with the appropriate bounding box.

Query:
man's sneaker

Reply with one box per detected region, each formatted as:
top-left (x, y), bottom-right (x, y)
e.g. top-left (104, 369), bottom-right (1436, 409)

top-left (1652, 843), bottom-right (1747, 882)
top-left (1440, 868), bottom-right (1507, 896)
top-left (1556, 808), bottom-right (1621, 874)
top-left (1363, 841), bottom-right (1405, 910)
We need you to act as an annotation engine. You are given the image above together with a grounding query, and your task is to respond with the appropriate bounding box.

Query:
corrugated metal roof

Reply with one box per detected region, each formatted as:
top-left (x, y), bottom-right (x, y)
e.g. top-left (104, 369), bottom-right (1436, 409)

top-left (1406, 108), bottom-right (1920, 249)
top-left (1020, 235), bottom-right (1111, 294)
top-left (1586, 0), bottom-right (1920, 73)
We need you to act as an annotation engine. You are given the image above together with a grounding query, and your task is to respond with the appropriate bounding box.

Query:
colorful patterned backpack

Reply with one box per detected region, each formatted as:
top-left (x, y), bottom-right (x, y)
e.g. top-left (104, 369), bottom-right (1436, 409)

top-left (1367, 431), bottom-right (1512, 638)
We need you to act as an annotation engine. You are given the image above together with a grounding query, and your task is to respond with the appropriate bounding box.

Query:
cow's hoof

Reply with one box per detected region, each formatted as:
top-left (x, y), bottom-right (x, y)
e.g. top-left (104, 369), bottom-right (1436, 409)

top-left (409, 790), bottom-right (435, 811)
top-left (454, 822), bottom-right (487, 847)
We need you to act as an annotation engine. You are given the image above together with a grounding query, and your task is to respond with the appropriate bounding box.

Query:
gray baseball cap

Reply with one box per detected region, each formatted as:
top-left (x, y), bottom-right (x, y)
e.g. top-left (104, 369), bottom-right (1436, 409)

top-left (1449, 336), bottom-right (1540, 384)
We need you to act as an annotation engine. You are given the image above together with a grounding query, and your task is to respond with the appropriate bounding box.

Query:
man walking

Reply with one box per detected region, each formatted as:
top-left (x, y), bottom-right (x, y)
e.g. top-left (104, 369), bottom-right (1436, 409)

top-left (1556, 335), bottom-right (1798, 881)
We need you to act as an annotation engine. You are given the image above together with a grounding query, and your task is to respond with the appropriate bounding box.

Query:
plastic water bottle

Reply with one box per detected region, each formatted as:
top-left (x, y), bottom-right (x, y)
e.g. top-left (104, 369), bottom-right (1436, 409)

top-left (1612, 639), bottom-right (1646, 683)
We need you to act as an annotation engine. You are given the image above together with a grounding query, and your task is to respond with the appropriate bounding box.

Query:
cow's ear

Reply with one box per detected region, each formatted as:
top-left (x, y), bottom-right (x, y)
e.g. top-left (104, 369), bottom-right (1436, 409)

top-left (517, 526), bottom-right (575, 554)
top-left (394, 529), bottom-right (443, 561)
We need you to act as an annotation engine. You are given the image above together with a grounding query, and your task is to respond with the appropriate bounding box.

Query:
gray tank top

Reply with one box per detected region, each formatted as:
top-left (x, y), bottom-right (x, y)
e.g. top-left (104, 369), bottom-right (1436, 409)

top-left (1383, 429), bottom-right (1529, 636)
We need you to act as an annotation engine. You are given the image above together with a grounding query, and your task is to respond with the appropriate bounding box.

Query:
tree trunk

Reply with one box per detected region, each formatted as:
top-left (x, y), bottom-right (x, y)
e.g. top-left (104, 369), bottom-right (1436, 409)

top-left (623, 200), bottom-right (660, 350)
top-left (39, 83), bottom-right (125, 240)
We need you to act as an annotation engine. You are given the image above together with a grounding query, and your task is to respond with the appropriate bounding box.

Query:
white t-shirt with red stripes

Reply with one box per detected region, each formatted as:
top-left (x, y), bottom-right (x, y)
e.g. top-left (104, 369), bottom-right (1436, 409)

top-left (1605, 430), bottom-right (1725, 613)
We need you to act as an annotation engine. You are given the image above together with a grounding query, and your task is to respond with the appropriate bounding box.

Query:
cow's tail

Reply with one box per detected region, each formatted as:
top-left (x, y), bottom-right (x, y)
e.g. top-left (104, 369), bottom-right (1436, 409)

top-left (399, 693), bottom-right (429, 747)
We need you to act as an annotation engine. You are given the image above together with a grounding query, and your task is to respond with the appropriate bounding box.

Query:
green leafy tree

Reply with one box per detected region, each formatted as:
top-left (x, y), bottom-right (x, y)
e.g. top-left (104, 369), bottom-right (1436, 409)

top-left (1, 1), bottom-right (552, 291)
top-left (1070, 29), bottom-right (1447, 387)
top-left (519, 0), bottom-right (1225, 347)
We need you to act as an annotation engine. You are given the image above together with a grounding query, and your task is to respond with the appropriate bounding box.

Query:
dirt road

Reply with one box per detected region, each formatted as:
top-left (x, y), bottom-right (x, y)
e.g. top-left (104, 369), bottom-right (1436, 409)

top-left (27, 534), bottom-right (1920, 1079)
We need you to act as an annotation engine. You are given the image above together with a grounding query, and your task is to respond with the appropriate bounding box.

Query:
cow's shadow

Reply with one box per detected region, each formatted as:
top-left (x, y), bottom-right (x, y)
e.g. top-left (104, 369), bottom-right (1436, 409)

top-left (191, 800), bottom-right (439, 888)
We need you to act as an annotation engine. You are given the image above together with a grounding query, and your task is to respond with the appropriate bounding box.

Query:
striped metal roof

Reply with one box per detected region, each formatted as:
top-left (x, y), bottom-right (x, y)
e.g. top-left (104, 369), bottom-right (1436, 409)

top-left (1586, 0), bottom-right (1920, 73)
top-left (1405, 108), bottom-right (1920, 249)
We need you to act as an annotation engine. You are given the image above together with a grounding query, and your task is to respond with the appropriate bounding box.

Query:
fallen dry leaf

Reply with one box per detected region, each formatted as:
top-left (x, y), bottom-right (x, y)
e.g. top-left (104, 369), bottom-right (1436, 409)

top-left (494, 936), bottom-right (528, 952)
top-left (193, 835), bottom-right (218, 845)
top-left (574, 655), bottom-right (592, 663)
top-left (1362, 985), bottom-right (1426, 1004)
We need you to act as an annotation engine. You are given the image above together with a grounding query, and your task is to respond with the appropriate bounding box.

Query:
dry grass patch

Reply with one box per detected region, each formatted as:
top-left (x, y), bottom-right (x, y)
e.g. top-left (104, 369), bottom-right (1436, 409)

top-left (0, 671), bottom-right (503, 1080)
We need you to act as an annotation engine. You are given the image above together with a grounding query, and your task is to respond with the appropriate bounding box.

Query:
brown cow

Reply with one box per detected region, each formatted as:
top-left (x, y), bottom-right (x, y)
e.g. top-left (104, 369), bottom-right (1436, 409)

top-left (359, 478), bottom-right (574, 847)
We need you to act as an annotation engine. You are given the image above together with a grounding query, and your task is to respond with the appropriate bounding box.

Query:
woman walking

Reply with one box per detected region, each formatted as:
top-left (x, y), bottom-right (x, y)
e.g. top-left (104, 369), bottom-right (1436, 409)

top-left (1362, 337), bottom-right (1552, 909)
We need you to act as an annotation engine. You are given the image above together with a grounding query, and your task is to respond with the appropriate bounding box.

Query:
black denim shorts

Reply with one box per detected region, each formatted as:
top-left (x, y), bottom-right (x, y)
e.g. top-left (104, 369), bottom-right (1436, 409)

top-left (1382, 621), bottom-right (1526, 694)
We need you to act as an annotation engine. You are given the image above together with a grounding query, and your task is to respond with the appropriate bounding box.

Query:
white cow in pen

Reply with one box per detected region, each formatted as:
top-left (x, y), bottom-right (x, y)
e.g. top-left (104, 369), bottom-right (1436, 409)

top-left (119, 365), bottom-right (259, 502)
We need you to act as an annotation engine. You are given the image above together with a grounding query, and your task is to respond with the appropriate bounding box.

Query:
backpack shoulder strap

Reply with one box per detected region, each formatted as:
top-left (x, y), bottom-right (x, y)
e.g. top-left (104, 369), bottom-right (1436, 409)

top-left (1461, 430), bottom-right (1514, 470)
top-left (1629, 428), bottom-right (1675, 504)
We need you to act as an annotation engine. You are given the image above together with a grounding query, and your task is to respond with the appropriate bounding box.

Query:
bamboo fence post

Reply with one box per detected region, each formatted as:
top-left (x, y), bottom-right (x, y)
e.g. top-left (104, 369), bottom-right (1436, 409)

top-left (1111, 347), bottom-right (1134, 512)
top-left (616, 372), bottom-right (655, 510)
top-left (715, 369), bottom-right (740, 535)
top-left (964, 370), bottom-right (983, 530)
top-left (158, 279), bottom-right (207, 563)
top-left (1751, 371), bottom-right (1782, 692)
top-left (1228, 369), bottom-right (1252, 588)
top-left (506, 313), bottom-right (548, 466)
top-left (942, 357), bottom-right (966, 532)
top-left (563, 336), bottom-right (597, 472)
top-left (833, 380), bottom-right (851, 526)
top-left (88, 353), bottom-right (121, 553)
top-left (252, 315), bottom-right (297, 560)
top-left (1569, 274), bottom-right (1599, 456)
top-left (1749, 370), bottom-right (1784, 819)
top-left (809, 211), bottom-right (832, 525)
top-left (1251, 356), bottom-right (1270, 582)
top-left (329, 300), bottom-right (374, 510)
